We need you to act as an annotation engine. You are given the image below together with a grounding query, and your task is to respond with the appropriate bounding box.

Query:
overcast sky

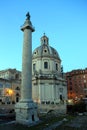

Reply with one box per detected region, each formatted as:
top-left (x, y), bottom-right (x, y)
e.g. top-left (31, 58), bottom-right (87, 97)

top-left (0, 0), bottom-right (87, 72)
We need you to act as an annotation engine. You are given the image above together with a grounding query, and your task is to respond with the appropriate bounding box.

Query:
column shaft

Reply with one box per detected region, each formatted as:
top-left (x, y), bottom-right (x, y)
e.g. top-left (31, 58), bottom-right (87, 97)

top-left (21, 29), bottom-right (32, 100)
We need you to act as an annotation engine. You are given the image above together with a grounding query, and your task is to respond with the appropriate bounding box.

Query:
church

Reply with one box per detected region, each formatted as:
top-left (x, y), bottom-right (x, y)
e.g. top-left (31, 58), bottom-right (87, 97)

top-left (32, 34), bottom-right (67, 114)
top-left (0, 33), bottom-right (67, 114)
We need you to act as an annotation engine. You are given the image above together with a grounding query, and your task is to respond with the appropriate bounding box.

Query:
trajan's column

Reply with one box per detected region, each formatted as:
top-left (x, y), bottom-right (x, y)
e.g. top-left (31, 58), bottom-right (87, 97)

top-left (15, 12), bottom-right (39, 125)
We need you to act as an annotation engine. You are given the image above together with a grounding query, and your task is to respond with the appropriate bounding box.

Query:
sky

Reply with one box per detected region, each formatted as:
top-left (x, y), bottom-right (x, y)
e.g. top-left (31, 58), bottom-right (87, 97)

top-left (0, 0), bottom-right (87, 72)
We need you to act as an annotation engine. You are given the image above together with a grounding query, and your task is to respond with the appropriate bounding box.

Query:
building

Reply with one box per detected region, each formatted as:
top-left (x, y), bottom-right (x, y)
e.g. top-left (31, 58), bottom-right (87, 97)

top-left (0, 68), bottom-right (21, 80)
top-left (32, 34), bottom-right (67, 114)
top-left (0, 68), bottom-right (21, 104)
top-left (0, 34), bottom-right (67, 114)
top-left (66, 68), bottom-right (87, 103)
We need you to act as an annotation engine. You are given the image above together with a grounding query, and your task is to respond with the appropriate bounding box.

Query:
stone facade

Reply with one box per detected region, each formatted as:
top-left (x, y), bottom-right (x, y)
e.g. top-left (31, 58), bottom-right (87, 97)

top-left (32, 34), bottom-right (67, 114)
top-left (0, 68), bottom-right (21, 104)
top-left (0, 68), bottom-right (21, 80)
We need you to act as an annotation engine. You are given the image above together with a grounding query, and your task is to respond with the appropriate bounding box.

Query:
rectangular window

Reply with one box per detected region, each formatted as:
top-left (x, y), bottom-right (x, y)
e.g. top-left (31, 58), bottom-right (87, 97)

top-left (69, 86), bottom-right (72, 90)
top-left (44, 62), bottom-right (48, 69)
top-left (84, 83), bottom-right (86, 88)
top-left (56, 63), bottom-right (58, 71)
top-left (59, 88), bottom-right (63, 93)
top-left (0, 90), bottom-right (2, 96)
top-left (5, 83), bottom-right (11, 88)
top-left (33, 63), bottom-right (36, 72)
top-left (0, 83), bottom-right (3, 88)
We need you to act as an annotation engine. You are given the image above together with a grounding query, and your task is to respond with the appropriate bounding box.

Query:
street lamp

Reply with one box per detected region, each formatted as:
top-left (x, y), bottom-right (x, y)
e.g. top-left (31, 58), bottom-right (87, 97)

top-left (4, 88), bottom-right (14, 96)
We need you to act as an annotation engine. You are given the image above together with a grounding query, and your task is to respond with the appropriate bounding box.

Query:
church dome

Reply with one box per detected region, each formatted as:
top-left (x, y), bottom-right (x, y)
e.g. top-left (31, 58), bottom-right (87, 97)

top-left (32, 34), bottom-right (61, 61)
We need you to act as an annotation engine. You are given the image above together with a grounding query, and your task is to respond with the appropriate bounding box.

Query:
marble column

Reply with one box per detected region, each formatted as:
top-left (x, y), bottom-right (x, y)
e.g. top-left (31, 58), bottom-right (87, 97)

top-left (15, 12), bottom-right (39, 125)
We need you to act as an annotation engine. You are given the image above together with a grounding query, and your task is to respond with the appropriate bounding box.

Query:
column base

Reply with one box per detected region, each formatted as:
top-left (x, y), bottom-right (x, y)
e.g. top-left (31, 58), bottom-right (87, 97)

top-left (15, 100), bottom-right (39, 125)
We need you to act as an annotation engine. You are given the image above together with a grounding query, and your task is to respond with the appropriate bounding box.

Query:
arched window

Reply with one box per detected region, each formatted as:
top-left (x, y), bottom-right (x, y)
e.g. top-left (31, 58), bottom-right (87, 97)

top-left (16, 93), bottom-right (20, 102)
top-left (44, 62), bottom-right (48, 69)
top-left (15, 86), bottom-right (20, 90)
top-left (16, 97), bottom-right (19, 102)
top-left (16, 93), bottom-right (20, 96)
top-left (60, 95), bottom-right (63, 100)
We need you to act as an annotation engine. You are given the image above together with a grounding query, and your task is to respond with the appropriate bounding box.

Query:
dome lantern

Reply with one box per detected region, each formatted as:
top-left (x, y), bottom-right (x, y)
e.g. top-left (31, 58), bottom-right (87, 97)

top-left (40, 33), bottom-right (49, 45)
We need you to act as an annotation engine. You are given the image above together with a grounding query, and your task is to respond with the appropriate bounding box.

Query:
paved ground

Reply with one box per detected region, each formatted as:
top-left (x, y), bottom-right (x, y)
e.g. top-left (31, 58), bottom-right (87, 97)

top-left (42, 115), bottom-right (87, 130)
top-left (66, 115), bottom-right (87, 129)
top-left (0, 116), bottom-right (87, 130)
top-left (0, 105), bottom-right (87, 130)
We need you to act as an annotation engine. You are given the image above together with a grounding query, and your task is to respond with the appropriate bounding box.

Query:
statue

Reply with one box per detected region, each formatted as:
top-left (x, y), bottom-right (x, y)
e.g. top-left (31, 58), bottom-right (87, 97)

top-left (26, 12), bottom-right (30, 20)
